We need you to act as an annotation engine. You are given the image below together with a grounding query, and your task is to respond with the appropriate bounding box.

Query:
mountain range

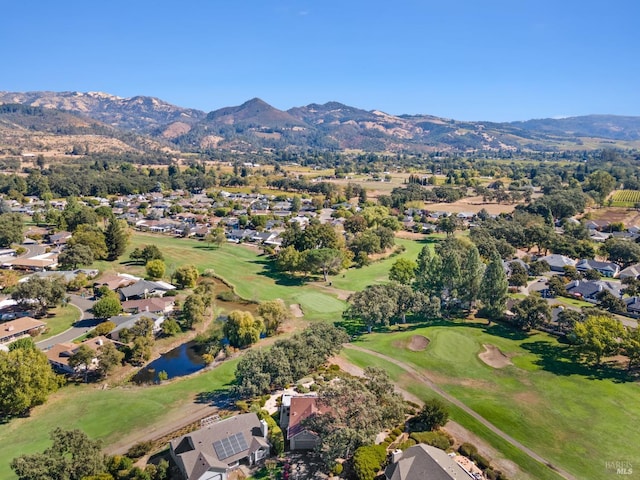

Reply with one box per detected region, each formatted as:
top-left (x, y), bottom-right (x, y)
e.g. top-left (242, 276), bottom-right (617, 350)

top-left (1, 90), bottom-right (639, 156)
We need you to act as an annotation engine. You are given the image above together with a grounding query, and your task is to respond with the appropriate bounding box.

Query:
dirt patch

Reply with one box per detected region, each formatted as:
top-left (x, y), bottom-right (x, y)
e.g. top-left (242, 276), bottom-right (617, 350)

top-left (408, 335), bottom-right (430, 351)
top-left (426, 196), bottom-right (518, 215)
top-left (290, 303), bottom-right (304, 318)
top-left (479, 344), bottom-right (513, 368)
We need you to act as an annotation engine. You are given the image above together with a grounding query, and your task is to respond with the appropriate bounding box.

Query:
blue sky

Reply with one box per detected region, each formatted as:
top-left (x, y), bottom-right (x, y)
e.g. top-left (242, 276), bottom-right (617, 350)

top-left (2, 1), bottom-right (639, 121)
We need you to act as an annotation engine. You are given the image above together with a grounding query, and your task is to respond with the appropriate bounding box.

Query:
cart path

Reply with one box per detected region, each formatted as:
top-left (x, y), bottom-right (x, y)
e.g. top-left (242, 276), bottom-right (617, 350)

top-left (343, 344), bottom-right (575, 480)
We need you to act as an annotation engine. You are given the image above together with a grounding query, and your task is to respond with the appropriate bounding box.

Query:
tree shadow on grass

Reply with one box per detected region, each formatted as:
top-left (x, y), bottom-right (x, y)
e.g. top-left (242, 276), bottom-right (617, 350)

top-left (250, 256), bottom-right (308, 287)
top-left (195, 387), bottom-right (236, 408)
top-left (521, 340), bottom-right (635, 383)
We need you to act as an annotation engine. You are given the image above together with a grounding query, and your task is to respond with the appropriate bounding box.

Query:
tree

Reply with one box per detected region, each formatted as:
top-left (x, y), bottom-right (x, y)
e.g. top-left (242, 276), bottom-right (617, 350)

top-left (104, 219), bottom-right (129, 261)
top-left (305, 371), bottom-right (404, 467)
top-left (129, 316), bottom-right (155, 339)
top-left (97, 342), bottom-right (124, 377)
top-left (275, 245), bottom-right (302, 274)
top-left (622, 326), bottom-right (640, 370)
top-left (8, 337), bottom-right (36, 351)
top-left (205, 227), bottom-right (226, 249)
top-left (145, 259), bottom-right (166, 279)
top-left (0, 348), bottom-right (59, 417)
top-left (12, 276), bottom-right (66, 316)
top-left (0, 213), bottom-right (23, 247)
top-left (511, 294), bottom-right (551, 330)
top-left (595, 289), bottom-right (626, 313)
top-left (11, 428), bottom-right (105, 480)
top-left (223, 310), bottom-right (264, 348)
top-left (93, 321), bottom-right (116, 337)
top-left (437, 215), bottom-right (461, 236)
top-left (585, 170), bottom-right (616, 205)
top-left (413, 398), bottom-right (450, 431)
top-left (58, 244), bottom-right (95, 269)
top-left (182, 294), bottom-right (205, 328)
top-left (459, 245), bottom-right (484, 308)
top-left (130, 336), bottom-right (153, 365)
top-left (389, 258), bottom-right (416, 285)
top-left (130, 244), bottom-right (164, 264)
top-left (161, 317), bottom-right (181, 336)
top-left (346, 284), bottom-right (404, 332)
top-left (92, 295), bottom-right (122, 319)
top-left (257, 299), bottom-right (289, 336)
top-left (508, 262), bottom-right (529, 288)
top-left (68, 225), bottom-right (108, 260)
top-left (174, 264), bottom-right (199, 288)
top-left (573, 315), bottom-right (624, 365)
top-left (602, 238), bottom-right (640, 267)
top-left (547, 276), bottom-right (567, 297)
top-left (478, 251), bottom-right (508, 321)
top-left (68, 344), bottom-right (95, 382)
top-left (302, 248), bottom-right (345, 282)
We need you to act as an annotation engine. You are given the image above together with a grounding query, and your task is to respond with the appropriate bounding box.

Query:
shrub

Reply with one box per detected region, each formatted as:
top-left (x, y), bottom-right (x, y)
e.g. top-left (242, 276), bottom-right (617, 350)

top-left (458, 442), bottom-right (478, 457)
top-left (391, 428), bottom-right (402, 436)
top-left (126, 441), bottom-right (153, 459)
top-left (217, 290), bottom-right (240, 302)
top-left (396, 439), bottom-right (417, 450)
top-left (409, 431), bottom-right (453, 450)
top-left (331, 463), bottom-right (343, 476)
top-left (235, 400), bottom-right (249, 412)
top-left (353, 445), bottom-right (387, 480)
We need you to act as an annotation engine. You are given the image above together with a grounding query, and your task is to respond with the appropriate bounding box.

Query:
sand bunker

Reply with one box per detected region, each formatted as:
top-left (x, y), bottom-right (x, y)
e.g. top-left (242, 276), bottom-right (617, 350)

top-left (289, 304), bottom-right (304, 318)
top-left (408, 335), bottom-right (430, 351)
top-left (479, 344), bottom-right (512, 368)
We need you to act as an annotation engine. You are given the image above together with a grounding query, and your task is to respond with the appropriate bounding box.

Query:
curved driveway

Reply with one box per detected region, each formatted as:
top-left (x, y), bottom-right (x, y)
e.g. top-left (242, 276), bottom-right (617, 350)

top-left (36, 294), bottom-right (100, 350)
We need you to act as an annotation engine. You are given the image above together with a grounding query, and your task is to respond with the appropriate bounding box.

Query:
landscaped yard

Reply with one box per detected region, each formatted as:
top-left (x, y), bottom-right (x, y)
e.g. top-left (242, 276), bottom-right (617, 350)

top-left (341, 322), bottom-right (640, 480)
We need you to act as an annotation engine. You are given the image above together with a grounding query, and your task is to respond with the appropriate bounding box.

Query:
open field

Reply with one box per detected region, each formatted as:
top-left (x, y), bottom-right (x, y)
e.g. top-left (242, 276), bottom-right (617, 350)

top-left (587, 206), bottom-right (640, 227)
top-left (0, 359), bottom-right (238, 479)
top-left (341, 322), bottom-right (640, 480)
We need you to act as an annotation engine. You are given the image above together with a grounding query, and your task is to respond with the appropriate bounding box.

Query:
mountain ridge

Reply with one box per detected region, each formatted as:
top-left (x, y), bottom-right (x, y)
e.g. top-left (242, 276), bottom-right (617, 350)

top-left (1, 90), bottom-right (639, 154)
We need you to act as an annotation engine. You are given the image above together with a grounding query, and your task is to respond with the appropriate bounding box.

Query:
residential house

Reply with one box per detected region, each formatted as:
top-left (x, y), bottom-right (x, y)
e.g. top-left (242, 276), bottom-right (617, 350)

top-left (122, 297), bottom-right (175, 315)
top-left (538, 254), bottom-right (576, 272)
top-left (2, 254), bottom-right (59, 271)
top-left (385, 445), bottom-right (470, 480)
top-left (170, 413), bottom-right (270, 480)
top-left (619, 263), bottom-right (640, 280)
top-left (575, 259), bottom-right (620, 278)
top-left (48, 231), bottom-right (72, 246)
top-left (624, 296), bottom-right (640, 315)
top-left (0, 317), bottom-right (46, 344)
top-left (565, 280), bottom-right (622, 302)
top-left (280, 395), bottom-right (326, 450)
top-left (45, 336), bottom-right (113, 374)
top-left (108, 312), bottom-right (165, 341)
top-left (94, 273), bottom-right (139, 292)
top-left (119, 280), bottom-right (176, 301)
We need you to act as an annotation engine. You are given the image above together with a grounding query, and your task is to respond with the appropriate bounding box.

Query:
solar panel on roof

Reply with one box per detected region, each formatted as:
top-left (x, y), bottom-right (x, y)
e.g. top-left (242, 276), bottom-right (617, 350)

top-left (213, 432), bottom-right (249, 460)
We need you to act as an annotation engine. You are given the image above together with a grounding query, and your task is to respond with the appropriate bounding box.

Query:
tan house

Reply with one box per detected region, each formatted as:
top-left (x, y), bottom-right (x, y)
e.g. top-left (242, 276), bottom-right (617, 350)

top-left (0, 316), bottom-right (46, 344)
top-left (45, 336), bottom-right (113, 374)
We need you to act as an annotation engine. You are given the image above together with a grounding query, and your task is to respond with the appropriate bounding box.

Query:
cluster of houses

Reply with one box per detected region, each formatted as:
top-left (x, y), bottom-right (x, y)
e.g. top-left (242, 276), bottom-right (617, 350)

top-left (505, 253), bottom-right (640, 318)
top-left (169, 394), bottom-right (474, 480)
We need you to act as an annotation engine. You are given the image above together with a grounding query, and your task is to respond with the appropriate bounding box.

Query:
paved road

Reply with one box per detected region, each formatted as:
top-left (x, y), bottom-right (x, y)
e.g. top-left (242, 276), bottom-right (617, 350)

top-left (36, 294), bottom-right (100, 350)
top-left (344, 344), bottom-right (576, 480)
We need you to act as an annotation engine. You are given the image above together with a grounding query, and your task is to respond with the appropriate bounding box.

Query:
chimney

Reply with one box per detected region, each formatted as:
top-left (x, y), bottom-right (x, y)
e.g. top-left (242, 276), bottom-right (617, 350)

top-left (391, 449), bottom-right (403, 464)
top-left (260, 419), bottom-right (268, 439)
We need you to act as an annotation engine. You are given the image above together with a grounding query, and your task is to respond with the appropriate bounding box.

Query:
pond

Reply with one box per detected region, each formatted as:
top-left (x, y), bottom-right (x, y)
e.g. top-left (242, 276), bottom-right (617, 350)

top-left (133, 341), bottom-right (206, 384)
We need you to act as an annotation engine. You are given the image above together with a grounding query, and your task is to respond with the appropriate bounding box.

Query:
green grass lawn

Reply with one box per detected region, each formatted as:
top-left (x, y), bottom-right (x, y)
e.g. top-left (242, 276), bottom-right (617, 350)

top-left (331, 236), bottom-right (437, 292)
top-left (100, 232), bottom-right (346, 321)
top-left (341, 323), bottom-right (640, 480)
top-left (0, 359), bottom-right (238, 479)
top-left (552, 296), bottom-right (593, 309)
top-left (39, 304), bottom-right (81, 340)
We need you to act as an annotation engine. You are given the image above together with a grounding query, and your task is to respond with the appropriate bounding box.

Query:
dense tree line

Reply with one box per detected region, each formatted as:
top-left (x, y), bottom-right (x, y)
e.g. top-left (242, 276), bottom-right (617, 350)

top-left (234, 323), bottom-right (348, 397)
